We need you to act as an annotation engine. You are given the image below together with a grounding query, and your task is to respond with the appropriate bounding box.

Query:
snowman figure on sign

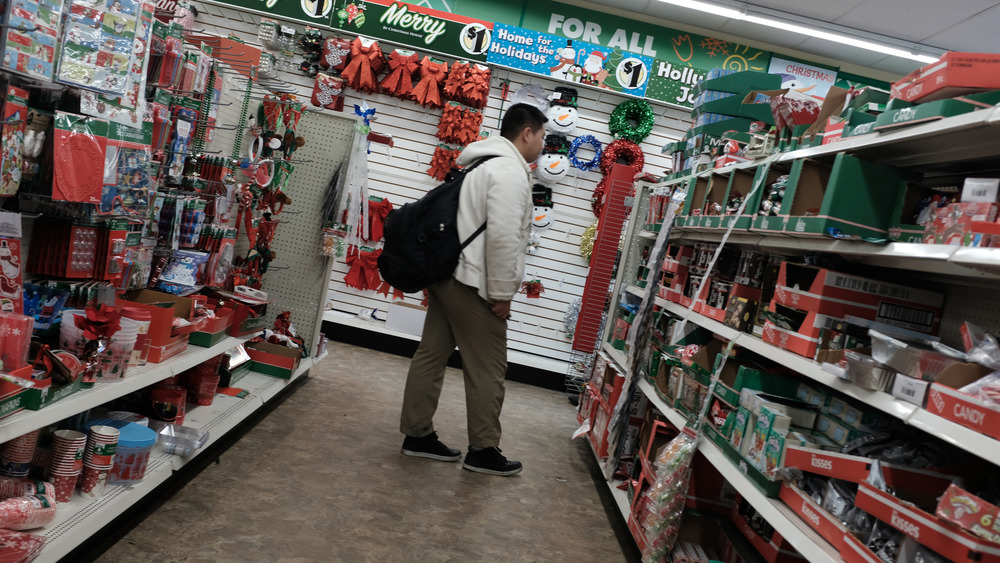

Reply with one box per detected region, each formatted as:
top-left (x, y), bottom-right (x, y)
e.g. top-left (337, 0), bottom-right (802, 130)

top-left (533, 134), bottom-right (571, 185)
top-left (549, 40), bottom-right (584, 83)
top-left (546, 87), bottom-right (579, 136)
top-left (527, 184), bottom-right (555, 255)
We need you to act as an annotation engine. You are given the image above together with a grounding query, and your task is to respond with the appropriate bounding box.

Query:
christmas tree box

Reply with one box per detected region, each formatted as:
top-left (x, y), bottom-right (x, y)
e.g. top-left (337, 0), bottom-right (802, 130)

top-left (778, 153), bottom-right (909, 239)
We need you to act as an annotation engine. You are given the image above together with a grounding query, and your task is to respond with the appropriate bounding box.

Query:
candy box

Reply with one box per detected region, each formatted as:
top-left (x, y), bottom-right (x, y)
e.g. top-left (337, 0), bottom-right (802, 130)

top-left (936, 483), bottom-right (1000, 544)
top-left (891, 52), bottom-right (1000, 102)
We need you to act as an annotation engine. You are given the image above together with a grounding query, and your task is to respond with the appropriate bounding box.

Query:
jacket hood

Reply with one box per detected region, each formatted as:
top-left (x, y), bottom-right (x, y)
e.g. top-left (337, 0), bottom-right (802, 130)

top-left (456, 136), bottom-right (531, 175)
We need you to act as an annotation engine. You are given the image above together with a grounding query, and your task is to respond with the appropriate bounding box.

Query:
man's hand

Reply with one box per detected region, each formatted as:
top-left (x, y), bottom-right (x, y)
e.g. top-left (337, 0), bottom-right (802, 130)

top-left (490, 300), bottom-right (512, 320)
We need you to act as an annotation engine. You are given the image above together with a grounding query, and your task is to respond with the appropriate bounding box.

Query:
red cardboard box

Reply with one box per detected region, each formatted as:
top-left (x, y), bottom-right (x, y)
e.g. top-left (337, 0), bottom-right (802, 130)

top-left (663, 245), bottom-right (695, 273)
top-left (840, 529), bottom-right (883, 563)
top-left (762, 305), bottom-right (844, 359)
top-left (925, 202), bottom-right (999, 245)
top-left (115, 289), bottom-right (193, 363)
top-left (202, 288), bottom-right (270, 337)
top-left (697, 282), bottom-right (762, 324)
top-left (891, 52), bottom-right (1000, 103)
top-left (779, 482), bottom-right (848, 555)
top-left (590, 397), bottom-right (613, 459)
top-left (772, 262), bottom-right (944, 334)
top-left (733, 491), bottom-right (808, 563)
top-left (936, 483), bottom-right (1000, 543)
top-left (783, 445), bottom-right (956, 493)
top-left (245, 341), bottom-right (303, 379)
top-left (820, 118), bottom-right (846, 146)
top-left (855, 481), bottom-right (1000, 563)
top-left (926, 371), bottom-right (1000, 441)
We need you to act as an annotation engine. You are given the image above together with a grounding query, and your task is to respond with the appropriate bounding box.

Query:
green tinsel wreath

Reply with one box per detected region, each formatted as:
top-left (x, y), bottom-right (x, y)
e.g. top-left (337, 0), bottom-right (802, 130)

top-left (608, 99), bottom-right (655, 144)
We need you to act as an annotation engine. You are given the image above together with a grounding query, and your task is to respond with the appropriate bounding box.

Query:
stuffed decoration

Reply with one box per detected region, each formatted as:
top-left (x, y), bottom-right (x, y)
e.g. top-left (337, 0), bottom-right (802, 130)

top-left (311, 74), bottom-right (345, 112)
top-left (533, 135), bottom-right (571, 185)
top-left (411, 56), bottom-right (448, 109)
top-left (322, 36), bottom-right (351, 71)
top-left (379, 49), bottom-right (419, 99)
top-left (546, 87), bottom-right (579, 135)
top-left (341, 37), bottom-right (383, 94)
top-left (527, 184), bottom-right (554, 255)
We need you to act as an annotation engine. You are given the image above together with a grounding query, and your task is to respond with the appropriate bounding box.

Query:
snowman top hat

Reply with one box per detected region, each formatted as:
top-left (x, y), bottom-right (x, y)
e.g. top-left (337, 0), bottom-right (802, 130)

top-left (543, 134), bottom-right (571, 155)
top-left (532, 184), bottom-right (554, 208)
top-left (549, 87), bottom-right (578, 108)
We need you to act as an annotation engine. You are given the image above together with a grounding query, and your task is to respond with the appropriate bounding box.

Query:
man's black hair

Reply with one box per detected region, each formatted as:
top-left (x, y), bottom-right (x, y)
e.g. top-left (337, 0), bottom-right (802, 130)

top-left (500, 103), bottom-right (548, 140)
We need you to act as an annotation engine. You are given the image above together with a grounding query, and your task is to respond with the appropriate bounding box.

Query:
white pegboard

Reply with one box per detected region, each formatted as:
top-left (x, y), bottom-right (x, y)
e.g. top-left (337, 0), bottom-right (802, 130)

top-left (192, 3), bottom-right (690, 367)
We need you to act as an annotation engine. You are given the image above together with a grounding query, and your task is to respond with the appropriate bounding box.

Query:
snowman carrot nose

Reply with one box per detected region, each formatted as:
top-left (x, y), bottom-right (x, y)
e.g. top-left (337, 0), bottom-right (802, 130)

top-left (548, 161), bottom-right (560, 169)
top-left (559, 114), bottom-right (571, 121)
top-left (535, 214), bottom-right (547, 221)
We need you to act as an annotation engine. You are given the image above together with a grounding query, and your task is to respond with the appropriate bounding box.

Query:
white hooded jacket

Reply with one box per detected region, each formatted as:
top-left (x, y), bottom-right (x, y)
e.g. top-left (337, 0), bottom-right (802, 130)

top-left (453, 136), bottom-right (533, 302)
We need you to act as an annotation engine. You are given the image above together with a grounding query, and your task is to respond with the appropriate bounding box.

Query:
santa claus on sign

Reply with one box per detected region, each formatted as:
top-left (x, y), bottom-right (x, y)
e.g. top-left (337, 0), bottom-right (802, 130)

top-left (581, 50), bottom-right (609, 88)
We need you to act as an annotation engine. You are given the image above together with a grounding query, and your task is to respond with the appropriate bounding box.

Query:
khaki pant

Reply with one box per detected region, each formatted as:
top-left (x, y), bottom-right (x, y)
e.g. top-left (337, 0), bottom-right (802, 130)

top-left (399, 277), bottom-right (508, 448)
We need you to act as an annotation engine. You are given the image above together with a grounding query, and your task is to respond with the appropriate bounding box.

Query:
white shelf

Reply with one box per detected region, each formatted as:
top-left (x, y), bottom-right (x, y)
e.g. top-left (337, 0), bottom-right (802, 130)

top-left (636, 379), bottom-right (841, 563)
top-left (0, 336), bottom-right (250, 444)
top-left (608, 479), bottom-right (631, 520)
top-left (625, 284), bottom-right (646, 299)
top-left (33, 457), bottom-right (174, 563)
top-left (780, 105), bottom-right (1000, 170)
top-left (601, 343), bottom-right (631, 373)
top-left (639, 230), bottom-right (659, 240)
top-left (670, 231), bottom-right (1000, 280)
top-left (323, 310), bottom-right (570, 374)
top-left (32, 349), bottom-right (324, 562)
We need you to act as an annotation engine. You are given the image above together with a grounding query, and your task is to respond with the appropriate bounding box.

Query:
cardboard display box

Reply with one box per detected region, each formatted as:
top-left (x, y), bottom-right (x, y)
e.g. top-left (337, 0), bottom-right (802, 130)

top-left (733, 491), bottom-right (809, 563)
top-left (246, 341), bottom-right (303, 380)
top-left (698, 171), bottom-right (735, 230)
top-left (762, 302), bottom-right (846, 359)
top-left (189, 307), bottom-right (235, 348)
top-left (778, 482), bottom-right (851, 556)
top-left (772, 261), bottom-right (945, 335)
top-left (925, 363), bottom-right (1000, 440)
top-left (891, 53), bottom-right (1000, 102)
top-left (385, 302), bottom-right (428, 337)
top-left (116, 289), bottom-right (193, 363)
top-left (876, 90), bottom-right (1000, 133)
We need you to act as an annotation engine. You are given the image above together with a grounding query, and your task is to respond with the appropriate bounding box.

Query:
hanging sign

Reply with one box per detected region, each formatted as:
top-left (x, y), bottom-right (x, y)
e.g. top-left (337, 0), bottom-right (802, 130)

top-left (517, 0), bottom-right (772, 108)
top-left (767, 56), bottom-right (838, 100)
top-left (330, 0), bottom-right (493, 62)
top-left (487, 23), bottom-right (653, 97)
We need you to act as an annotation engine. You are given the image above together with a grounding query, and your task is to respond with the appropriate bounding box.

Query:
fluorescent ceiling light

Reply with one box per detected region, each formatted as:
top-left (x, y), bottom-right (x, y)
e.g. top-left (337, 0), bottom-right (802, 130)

top-left (656, 0), bottom-right (940, 64)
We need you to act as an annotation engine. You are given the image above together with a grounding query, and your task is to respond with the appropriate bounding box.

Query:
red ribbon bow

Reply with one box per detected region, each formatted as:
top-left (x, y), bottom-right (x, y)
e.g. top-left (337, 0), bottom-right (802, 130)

top-left (344, 247), bottom-right (382, 291)
top-left (342, 38), bottom-right (382, 94)
top-left (411, 57), bottom-right (448, 109)
top-left (460, 65), bottom-right (491, 109)
top-left (442, 61), bottom-right (469, 101)
top-left (365, 198), bottom-right (393, 242)
top-left (74, 304), bottom-right (122, 341)
top-left (379, 50), bottom-right (419, 99)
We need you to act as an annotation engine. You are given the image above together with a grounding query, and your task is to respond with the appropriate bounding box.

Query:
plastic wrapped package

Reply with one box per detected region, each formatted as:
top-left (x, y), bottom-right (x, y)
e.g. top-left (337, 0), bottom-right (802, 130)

top-left (641, 431), bottom-right (697, 562)
top-left (0, 495), bottom-right (56, 530)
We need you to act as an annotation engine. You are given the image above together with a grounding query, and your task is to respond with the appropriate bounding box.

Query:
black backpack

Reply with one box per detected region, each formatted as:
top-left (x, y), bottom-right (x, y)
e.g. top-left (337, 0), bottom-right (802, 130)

top-left (377, 156), bottom-right (496, 293)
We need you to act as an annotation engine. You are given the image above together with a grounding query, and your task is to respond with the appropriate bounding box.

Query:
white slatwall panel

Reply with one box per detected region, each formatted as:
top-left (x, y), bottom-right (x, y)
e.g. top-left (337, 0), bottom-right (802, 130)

top-left (192, 3), bottom-right (689, 365)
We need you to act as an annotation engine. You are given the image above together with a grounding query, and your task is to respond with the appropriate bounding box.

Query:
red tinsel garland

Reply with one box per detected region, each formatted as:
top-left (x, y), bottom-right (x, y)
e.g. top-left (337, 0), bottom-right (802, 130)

top-left (427, 146), bottom-right (461, 181)
top-left (378, 50), bottom-right (419, 99)
top-left (411, 56), bottom-right (448, 109)
top-left (592, 140), bottom-right (645, 217)
top-left (341, 37), bottom-right (383, 94)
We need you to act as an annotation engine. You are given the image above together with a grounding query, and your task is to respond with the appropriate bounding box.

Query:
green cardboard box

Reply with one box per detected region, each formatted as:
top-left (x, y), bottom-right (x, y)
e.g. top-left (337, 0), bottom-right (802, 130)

top-left (749, 161), bottom-right (795, 236)
top-left (700, 171), bottom-right (734, 230)
top-left (21, 377), bottom-right (82, 411)
top-left (704, 422), bottom-right (782, 497)
top-left (874, 90), bottom-right (1000, 132)
top-left (246, 341), bottom-right (303, 380)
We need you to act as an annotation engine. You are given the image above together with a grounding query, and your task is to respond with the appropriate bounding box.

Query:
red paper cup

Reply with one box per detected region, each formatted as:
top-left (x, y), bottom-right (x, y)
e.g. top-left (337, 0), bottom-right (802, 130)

top-left (51, 473), bottom-right (78, 504)
top-left (78, 466), bottom-right (109, 500)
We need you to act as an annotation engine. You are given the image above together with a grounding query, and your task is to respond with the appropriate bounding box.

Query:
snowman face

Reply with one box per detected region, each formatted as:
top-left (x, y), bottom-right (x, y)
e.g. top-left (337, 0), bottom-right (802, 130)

top-left (546, 105), bottom-right (579, 135)
top-left (532, 205), bottom-right (554, 228)
top-left (534, 154), bottom-right (570, 184)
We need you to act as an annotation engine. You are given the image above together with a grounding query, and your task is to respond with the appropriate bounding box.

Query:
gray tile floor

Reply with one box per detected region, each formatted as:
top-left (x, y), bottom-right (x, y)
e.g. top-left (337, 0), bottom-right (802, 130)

top-left (95, 341), bottom-right (631, 562)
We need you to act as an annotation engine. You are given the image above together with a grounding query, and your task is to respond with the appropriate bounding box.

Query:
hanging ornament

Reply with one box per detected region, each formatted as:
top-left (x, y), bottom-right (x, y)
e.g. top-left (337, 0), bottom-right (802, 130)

top-left (520, 280), bottom-right (545, 299)
top-left (563, 298), bottom-right (581, 339)
top-left (311, 73), bottom-right (345, 112)
top-left (531, 184), bottom-right (555, 229)
top-left (546, 87), bottom-right (579, 135)
top-left (322, 36), bottom-right (351, 71)
top-left (579, 221), bottom-right (598, 260)
top-left (341, 37), bottom-right (382, 94)
top-left (608, 99), bottom-right (656, 144)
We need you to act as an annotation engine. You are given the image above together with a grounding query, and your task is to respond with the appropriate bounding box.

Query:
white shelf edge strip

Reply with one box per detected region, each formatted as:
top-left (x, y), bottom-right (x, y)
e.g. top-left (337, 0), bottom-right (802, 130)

top-left (636, 379), bottom-right (840, 563)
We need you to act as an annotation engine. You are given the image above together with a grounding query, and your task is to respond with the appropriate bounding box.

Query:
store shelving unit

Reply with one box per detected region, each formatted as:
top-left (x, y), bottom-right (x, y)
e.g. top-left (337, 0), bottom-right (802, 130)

top-left (586, 103), bottom-right (1000, 560)
top-left (33, 353), bottom-right (323, 563)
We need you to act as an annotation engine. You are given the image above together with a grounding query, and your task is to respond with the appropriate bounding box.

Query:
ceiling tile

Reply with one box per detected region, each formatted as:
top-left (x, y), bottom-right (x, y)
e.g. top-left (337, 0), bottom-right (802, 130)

top-left (925, 4), bottom-right (1000, 51)
top-left (719, 20), bottom-right (809, 49)
top-left (743, 0), bottom-right (864, 21)
top-left (832, 0), bottom-right (995, 43)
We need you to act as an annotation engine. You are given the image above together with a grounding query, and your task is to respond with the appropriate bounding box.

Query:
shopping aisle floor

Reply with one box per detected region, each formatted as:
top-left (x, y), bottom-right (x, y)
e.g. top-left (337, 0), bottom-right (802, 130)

top-left (95, 341), bottom-right (634, 562)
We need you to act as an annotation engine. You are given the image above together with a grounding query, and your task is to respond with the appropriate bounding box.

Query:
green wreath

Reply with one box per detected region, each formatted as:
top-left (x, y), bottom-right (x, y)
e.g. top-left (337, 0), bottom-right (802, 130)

top-left (608, 99), bottom-right (655, 144)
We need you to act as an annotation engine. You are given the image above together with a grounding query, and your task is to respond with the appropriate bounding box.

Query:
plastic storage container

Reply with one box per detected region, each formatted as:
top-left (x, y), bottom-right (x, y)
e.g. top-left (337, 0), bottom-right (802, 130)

top-left (844, 350), bottom-right (896, 391)
top-left (86, 420), bottom-right (157, 486)
top-left (120, 307), bottom-right (152, 367)
top-left (149, 422), bottom-right (209, 456)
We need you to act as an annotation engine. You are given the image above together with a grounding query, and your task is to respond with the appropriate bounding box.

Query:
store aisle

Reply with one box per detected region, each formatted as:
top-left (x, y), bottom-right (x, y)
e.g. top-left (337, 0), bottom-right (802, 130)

top-left (95, 341), bottom-right (631, 562)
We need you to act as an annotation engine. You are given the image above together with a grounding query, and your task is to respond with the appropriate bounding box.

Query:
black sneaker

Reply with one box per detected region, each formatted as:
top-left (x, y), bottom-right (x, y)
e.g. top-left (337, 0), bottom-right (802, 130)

top-left (462, 447), bottom-right (523, 476)
top-left (401, 432), bottom-right (462, 462)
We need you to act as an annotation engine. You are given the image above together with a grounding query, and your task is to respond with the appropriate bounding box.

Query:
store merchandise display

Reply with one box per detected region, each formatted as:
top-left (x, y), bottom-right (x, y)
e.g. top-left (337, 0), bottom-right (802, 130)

top-left (576, 53), bottom-right (1000, 563)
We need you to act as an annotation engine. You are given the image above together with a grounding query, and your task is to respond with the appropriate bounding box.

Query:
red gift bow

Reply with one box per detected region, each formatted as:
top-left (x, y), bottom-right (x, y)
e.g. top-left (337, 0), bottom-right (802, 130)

top-left (365, 198), bottom-right (393, 242)
top-left (344, 247), bottom-right (382, 291)
top-left (379, 50), bottom-right (419, 99)
top-left (411, 57), bottom-right (448, 109)
top-left (427, 146), bottom-right (460, 181)
top-left (436, 104), bottom-right (465, 145)
top-left (458, 109), bottom-right (483, 145)
top-left (442, 61), bottom-right (469, 101)
top-left (74, 304), bottom-right (122, 340)
top-left (520, 280), bottom-right (545, 298)
top-left (460, 64), bottom-right (491, 109)
top-left (342, 38), bottom-right (382, 94)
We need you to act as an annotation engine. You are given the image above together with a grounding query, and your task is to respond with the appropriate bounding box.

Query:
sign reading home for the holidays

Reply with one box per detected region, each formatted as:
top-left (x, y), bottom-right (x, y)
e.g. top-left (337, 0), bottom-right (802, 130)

top-left (331, 0), bottom-right (493, 62)
top-left (518, 0), bottom-right (771, 108)
top-left (488, 23), bottom-right (653, 97)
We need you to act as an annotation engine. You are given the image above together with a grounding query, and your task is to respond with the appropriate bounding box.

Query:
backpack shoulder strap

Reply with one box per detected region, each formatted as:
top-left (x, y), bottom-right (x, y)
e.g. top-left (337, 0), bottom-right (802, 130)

top-left (458, 155), bottom-right (498, 248)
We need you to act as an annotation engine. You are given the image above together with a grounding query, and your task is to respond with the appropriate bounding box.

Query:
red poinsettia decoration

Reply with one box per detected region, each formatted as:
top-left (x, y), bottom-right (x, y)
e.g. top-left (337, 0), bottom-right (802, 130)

top-left (520, 280), bottom-right (545, 299)
top-left (74, 304), bottom-right (122, 341)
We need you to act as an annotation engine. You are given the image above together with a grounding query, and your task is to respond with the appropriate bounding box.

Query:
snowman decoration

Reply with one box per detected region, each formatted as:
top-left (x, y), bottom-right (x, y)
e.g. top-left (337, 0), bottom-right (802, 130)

top-left (549, 41), bottom-right (583, 82)
top-left (546, 87), bottom-right (579, 136)
top-left (527, 185), bottom-right (555, 255)
top-left (534, 134), bottom-right (571, 185)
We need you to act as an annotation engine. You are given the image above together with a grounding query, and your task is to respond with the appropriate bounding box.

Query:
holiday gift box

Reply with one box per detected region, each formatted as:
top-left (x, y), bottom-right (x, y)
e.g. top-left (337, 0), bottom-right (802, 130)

top-left (891, 52), bottom-right (1000, 102)
top-left (201, 288), bottom-right (269, 337)
top-left (855, 481), bottom-right (1000, 563)
top-left (698, 281), bottom-right (762, 324)
top-left (772, 261), bottom-right (945, 335)
top-left (704, 420), bottom-right (782, 497)
top-left (218, 344), bottom-right (251, 388)
top-left (924, 202), bottom-right (999, 245)
top-left (775, 153), bottom-right (910, 239)
top-left (246, 341), bottom-right (303, 380)
top-left (924, 364), bottom-right (1000, 440)
top-left (115, 289), bottom-right (193, 363)
top-left (188, 306), bottom-right (234, 348)
top-left (762, 303), bottom-right (846, 359)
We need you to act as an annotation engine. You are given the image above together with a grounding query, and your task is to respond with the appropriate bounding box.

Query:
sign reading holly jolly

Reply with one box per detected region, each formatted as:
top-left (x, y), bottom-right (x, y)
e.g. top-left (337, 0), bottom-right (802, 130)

top-left (330, 0), bottom-right (493, 62)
